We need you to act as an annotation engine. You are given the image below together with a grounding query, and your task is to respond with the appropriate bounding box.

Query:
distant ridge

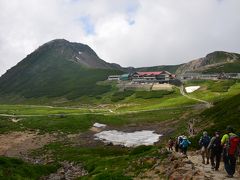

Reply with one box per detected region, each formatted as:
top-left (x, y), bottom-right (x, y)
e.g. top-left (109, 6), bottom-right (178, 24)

top-left (176, 51), bottom-right (240, 74)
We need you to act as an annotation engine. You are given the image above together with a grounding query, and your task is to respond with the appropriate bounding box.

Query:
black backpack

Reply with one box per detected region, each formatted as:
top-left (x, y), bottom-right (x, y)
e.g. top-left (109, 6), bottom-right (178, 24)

top-left (211, 137), bottom-right (222, 152)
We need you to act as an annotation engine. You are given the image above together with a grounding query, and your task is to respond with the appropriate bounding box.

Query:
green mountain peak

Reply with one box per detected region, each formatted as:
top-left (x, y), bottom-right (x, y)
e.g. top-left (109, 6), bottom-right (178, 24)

top-left (0, 39), bottom-right (123, 101)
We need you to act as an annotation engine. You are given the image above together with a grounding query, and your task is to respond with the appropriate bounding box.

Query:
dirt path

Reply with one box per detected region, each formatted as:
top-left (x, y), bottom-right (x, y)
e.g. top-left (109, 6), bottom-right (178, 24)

top-left (180, 85), bottom-right (212, 108)
top-left (187, 152), bottom-right (240, 179)
top-left (166, 151), bottom-right (240, 179)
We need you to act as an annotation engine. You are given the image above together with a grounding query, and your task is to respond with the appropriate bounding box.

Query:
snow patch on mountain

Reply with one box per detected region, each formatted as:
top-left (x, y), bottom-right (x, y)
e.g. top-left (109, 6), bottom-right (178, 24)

top-left (185, 86), bottom-right (200, 93)
top-left (93, 123), bottom-right (106, 128)
top-left (94, 130), bottom-right (162, 147)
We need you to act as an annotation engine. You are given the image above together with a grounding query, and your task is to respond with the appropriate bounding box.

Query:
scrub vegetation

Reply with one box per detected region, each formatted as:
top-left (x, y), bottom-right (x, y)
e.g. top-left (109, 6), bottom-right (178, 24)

top-left (32, 143), bottom-right (167, 180)
top-left (0, 156), bottom-right (58, 180)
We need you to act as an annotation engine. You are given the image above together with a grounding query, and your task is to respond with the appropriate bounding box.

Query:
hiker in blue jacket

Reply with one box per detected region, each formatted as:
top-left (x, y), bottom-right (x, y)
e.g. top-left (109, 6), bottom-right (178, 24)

top-left (180, 136), bottom-right (191, 155)
top-left (177, 135), bottom-right (184, 153)
top-left (199, 131), bottom-right (211, 164)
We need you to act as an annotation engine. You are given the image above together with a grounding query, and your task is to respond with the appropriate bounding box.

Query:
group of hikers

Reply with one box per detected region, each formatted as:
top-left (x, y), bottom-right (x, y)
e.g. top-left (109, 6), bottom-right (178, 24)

top-left (168, 135), bottom-right (191, 155)
top-left (168, 126), bottom-right (240, 178)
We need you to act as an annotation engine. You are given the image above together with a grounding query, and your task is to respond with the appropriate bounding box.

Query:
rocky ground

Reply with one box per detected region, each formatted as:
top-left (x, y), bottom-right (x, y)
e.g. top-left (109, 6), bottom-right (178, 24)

top-left (135, 150), bottom-right (240, 180)
top-left (41, 161), bottom-right (88, 180)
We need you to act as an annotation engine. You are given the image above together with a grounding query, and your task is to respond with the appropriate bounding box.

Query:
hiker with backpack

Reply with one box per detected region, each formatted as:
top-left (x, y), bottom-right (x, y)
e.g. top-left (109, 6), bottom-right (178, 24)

top-left (199, 131), bottom-right (211, 164)
top-left (175, 137), bottom-right (179, 152)
top-left (207, 131), bottom-right (222, 171)
top-left (180, 136), bottom-right (191, 155)
top-left (177, 135), bottom-right (184, 153)
top-left (168, 137), bottom-right (174, 151)
top-left (221, 126), bottom-right (240, 178)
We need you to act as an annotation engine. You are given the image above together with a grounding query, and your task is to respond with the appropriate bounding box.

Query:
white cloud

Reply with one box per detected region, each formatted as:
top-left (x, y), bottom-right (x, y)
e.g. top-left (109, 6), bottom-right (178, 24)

top-left (0, 0), bottom-right (240, 75)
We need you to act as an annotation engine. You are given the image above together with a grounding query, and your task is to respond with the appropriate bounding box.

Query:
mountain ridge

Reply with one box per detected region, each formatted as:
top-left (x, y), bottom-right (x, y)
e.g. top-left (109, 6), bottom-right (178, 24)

top-left (0, 39), bottom-right (123, 101)
top-left (176, 51), bottom-right (240, 74)
top-left (2, 39), bottom-right (239, 77)
top-left (0, 39), bottom-right (239, 102)
top-left (31, 39), bottom-right (124, 70)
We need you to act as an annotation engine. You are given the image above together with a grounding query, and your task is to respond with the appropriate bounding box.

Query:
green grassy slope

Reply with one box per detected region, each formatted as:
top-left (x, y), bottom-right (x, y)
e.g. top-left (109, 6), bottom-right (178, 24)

top-left (184, 80), bottom-right (240, 103)
top-left (0, 107), bottom-right (185, 134)
top-left (201, 93), bottom-right (240, 133)
top-left (190, 93), bottom-right (240, 147)
top-left (202, 62), bottom-right (240, 73)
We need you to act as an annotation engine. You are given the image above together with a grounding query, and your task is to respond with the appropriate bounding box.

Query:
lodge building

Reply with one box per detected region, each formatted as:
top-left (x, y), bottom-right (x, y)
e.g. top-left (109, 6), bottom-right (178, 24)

top-left (131, 71), bottom-right (175, 83)
top-left (108, 71), bottom-right (176, 83)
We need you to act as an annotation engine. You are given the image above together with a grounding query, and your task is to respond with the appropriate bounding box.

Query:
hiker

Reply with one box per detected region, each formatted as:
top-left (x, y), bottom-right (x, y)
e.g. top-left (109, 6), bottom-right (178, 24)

top-left (207, 131), bottom-right (222, 171)
top-left (177, 135), bottom-right (184, 153)
top-left (199, 131), bottom-right (211, 164)
top-left (221, 126), bottom-right (240, 178)
top-left (168, 137), bottom-right (174, 151)
top-left (175, 137), bottom-right (179, 152)
top-left (180, 136), bottom-right (191, 155)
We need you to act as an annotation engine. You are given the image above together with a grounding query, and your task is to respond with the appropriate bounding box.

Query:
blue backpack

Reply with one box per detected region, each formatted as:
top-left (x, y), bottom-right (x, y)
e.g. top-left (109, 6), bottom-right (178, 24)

top-left (182, 139), bottom-right (190, 148)
top-left (200, 136), bottom-right (211, 148)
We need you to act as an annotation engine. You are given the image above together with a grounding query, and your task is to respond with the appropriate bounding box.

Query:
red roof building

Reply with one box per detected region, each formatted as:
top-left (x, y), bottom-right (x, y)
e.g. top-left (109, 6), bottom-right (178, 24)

top-left (136, 71), bottom-right (172, 77)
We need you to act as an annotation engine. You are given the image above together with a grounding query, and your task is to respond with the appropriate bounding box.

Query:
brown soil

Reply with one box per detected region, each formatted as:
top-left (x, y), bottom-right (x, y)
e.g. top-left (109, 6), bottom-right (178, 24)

top-left (117, 120), bottom-right (179, 135)
top-left (152, 83), bottom-right (173, 91)
top-left (0, 131), bottom-right (56, 158)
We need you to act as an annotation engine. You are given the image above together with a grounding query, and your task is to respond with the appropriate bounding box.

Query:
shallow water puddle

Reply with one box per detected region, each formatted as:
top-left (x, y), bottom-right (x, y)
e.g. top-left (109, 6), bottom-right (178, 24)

top-left (94, 130), bottom-right (162, 147)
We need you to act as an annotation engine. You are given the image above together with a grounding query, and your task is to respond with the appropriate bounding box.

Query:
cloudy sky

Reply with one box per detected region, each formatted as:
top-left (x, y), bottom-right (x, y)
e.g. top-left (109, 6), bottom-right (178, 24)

top-left (0, 0), bottom-right (240, 75)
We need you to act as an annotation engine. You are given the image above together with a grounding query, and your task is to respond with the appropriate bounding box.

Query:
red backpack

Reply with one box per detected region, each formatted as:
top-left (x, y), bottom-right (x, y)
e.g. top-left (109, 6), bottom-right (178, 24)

top-left (228, 135), bottom-right (240, 156)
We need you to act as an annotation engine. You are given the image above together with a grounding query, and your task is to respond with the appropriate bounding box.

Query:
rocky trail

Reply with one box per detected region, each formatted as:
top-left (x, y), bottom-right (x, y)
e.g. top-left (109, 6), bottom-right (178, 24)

top-left (137, 150), bottom-right (240, 179)
top-left (187, 152), bottom-right (240, 180)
